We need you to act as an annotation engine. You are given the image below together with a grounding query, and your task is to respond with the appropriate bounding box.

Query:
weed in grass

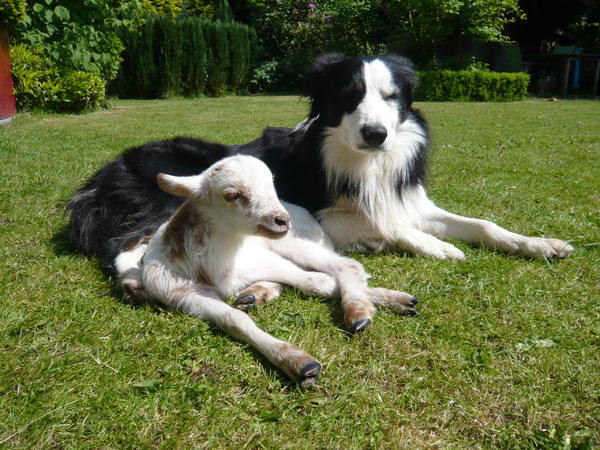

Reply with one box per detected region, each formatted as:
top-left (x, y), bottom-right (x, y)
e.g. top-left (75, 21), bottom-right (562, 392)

top-left (0, 98), bottom-right (598, 448)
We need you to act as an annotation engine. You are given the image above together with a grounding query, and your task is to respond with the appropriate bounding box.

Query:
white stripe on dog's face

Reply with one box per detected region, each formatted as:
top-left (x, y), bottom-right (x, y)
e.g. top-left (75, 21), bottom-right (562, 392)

top-left (337, 59), bottom-right (402, 152)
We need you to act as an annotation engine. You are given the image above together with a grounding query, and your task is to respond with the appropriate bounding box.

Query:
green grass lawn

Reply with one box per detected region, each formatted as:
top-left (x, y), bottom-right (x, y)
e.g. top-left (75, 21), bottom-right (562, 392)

top-left (1, 97), bottom-right (598, 448)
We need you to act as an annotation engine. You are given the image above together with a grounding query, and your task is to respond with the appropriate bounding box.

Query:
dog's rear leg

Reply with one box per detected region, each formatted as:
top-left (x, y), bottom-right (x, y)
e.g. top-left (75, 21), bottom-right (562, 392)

top-left (115, 243), bottom-right (153, 303)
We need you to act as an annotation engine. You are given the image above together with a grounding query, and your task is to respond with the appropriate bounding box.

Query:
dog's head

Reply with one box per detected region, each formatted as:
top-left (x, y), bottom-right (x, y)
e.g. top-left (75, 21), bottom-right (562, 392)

top-left (305, 53), bottom-right (418, 152)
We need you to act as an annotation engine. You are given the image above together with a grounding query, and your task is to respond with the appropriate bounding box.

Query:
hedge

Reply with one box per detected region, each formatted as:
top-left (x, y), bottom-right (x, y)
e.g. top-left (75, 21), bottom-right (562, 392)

top-left (11, 44), bottom-right (106, 112)
top-left (110, 14), bottom-right (257, 98)
top-left (416, 70), bottom-right (530, 101)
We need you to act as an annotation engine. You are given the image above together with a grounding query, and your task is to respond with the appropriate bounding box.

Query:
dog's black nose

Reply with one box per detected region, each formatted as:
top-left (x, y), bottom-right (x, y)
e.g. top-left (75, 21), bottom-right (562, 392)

top-left (360, 124), bottom-right (388, 147)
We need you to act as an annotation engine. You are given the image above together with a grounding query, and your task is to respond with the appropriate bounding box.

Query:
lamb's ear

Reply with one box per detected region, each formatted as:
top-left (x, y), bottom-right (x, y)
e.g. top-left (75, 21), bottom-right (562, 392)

top-left (157, 173), bottom-right (210, 203)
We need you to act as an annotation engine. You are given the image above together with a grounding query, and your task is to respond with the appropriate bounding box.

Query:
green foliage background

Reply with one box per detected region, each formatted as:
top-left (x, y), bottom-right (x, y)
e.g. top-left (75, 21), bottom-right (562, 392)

top-left (13, 0), bottom-right (597, 108)
top-left (14, 0), bottom-right (136, 81)
top-left (0, 0), bottom-right (26, 28)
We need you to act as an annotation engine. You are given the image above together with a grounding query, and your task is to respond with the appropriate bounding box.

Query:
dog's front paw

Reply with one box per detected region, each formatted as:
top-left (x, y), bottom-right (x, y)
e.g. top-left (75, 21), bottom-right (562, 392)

top-left (423, 242), bottom-right (465, 261)
top-left (519, 237), bottom-right (573, 259)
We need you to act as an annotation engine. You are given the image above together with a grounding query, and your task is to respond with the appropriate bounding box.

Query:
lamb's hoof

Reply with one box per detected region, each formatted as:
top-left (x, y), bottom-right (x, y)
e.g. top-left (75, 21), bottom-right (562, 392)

top-left (298, 361), bottom-right (321, 388)
top-left (400, 297), bottom-right (420, 316)
top-left (350, 318), bottom-right (372, 334)
top-left (233, 294), bottom-right (256, 312)
top-left (122, 281), bottom-right (152, 304)
top-left (403, 297), bottom-right (419, 316)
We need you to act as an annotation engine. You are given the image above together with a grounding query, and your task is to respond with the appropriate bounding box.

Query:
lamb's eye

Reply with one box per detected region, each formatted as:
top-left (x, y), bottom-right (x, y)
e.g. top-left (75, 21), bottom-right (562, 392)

top-left (385, 92), bottom-right (400, 102)
top-left (223, 191), bottom-right (240, 202)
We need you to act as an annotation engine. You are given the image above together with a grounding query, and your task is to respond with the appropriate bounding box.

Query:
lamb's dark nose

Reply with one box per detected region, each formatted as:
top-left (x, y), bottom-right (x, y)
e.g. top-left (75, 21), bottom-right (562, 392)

top-left (360, 124), bottom-right (388, 147)
top-left (274, 216), bottom-right (290, 229)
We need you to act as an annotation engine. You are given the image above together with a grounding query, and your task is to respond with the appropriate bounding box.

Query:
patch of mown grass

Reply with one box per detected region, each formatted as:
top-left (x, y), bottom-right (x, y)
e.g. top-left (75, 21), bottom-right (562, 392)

top-left (1, 98), bottom-right (598, 448)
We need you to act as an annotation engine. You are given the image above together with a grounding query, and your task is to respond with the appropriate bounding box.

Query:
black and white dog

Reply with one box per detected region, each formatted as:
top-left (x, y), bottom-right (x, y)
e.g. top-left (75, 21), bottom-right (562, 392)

top-left (67, 53), bottom-right (572, 272)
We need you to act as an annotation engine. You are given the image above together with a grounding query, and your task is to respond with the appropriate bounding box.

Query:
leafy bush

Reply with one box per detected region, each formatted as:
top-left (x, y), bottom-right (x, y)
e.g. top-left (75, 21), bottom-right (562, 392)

top-left (416, 70), bottom-right (530, 101)
top-left (250, 56), bottom-right (306, 93)
top-left (251, 59), bottom-right (284, 93)
top-left (49, 70), bottom-right (106, 112)
top-left (11, 44), bottom-right (105, 112)
top-left (111, 14), bottom-right (257, 98)
top-left (13, 0), bottom-right (139, 81)
top-left (0, 0), bottom-right (26, 28)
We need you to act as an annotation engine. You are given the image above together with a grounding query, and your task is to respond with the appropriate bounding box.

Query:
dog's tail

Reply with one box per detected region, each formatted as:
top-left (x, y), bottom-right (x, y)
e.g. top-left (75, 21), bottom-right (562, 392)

top-left (66, 137), bottom-right (232, 267)
top-left (65, 156), bottom-right (171, 267)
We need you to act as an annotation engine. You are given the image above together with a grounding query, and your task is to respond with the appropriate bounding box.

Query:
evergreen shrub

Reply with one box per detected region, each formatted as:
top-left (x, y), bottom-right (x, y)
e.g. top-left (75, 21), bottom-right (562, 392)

top-left (204, 20), bottom-right (229, 96)
top-left (111, 14), bottom-right (257, 98)
top-left (180, 16), bottom-right (207, 96)
top-left (416, 70), bottom-right (530, 101)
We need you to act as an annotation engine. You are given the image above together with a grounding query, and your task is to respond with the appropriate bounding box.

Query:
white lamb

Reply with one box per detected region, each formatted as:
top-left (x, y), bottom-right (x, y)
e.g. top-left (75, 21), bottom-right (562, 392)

top-left (115, 155), bottom-right (417, 386)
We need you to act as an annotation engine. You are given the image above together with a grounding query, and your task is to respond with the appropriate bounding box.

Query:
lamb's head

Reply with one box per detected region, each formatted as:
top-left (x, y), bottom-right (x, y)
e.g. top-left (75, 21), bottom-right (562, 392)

top-left (157, 155), bottom-right (291, 239)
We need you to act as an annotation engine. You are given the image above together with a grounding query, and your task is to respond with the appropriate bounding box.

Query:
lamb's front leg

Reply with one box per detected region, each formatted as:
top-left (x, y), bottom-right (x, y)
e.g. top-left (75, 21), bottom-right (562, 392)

top-left (144, 268), bottom-right (321, 386)
top-left (332, 257), bottom-right (418, 333)
top-left (234, 281), bottom-right (285, 312)
top-left (179, 288), bottom-right (321, 386)
top-left (217, 306), bottom-right (321, 387)
top-left (234, 251), bottom-right (339, 309)
top-left (266, 239), bottom-right (418, 333)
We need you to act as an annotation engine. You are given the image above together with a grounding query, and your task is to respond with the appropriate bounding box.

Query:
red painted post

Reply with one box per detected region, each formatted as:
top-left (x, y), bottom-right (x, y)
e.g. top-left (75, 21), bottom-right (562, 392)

top-left (0, 24), bottom-right (17, 120)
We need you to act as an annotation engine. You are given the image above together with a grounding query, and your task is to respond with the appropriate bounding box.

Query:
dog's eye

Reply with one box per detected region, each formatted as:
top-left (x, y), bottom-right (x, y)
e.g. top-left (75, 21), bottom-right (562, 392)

top-left (385, 93), bottom-right (400, 102)
top-left (223, 191), bottom-right (241, 202)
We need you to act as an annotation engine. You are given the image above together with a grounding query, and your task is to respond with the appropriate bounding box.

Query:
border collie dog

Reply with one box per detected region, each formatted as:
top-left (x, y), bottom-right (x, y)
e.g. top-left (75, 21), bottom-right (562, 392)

top-left (67, 53), bottom-right (572, 273)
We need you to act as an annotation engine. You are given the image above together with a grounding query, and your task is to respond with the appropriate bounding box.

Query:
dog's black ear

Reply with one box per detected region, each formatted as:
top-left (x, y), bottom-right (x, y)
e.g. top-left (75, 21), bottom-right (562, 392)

top-left (304, 52), bottom-right (345, 102)
top-left (385, 54), bottom-right (418, 114)
top-left (314, 52), bottom-right (346, 67)
top-left (387, 54), bottom-right (417, 93)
